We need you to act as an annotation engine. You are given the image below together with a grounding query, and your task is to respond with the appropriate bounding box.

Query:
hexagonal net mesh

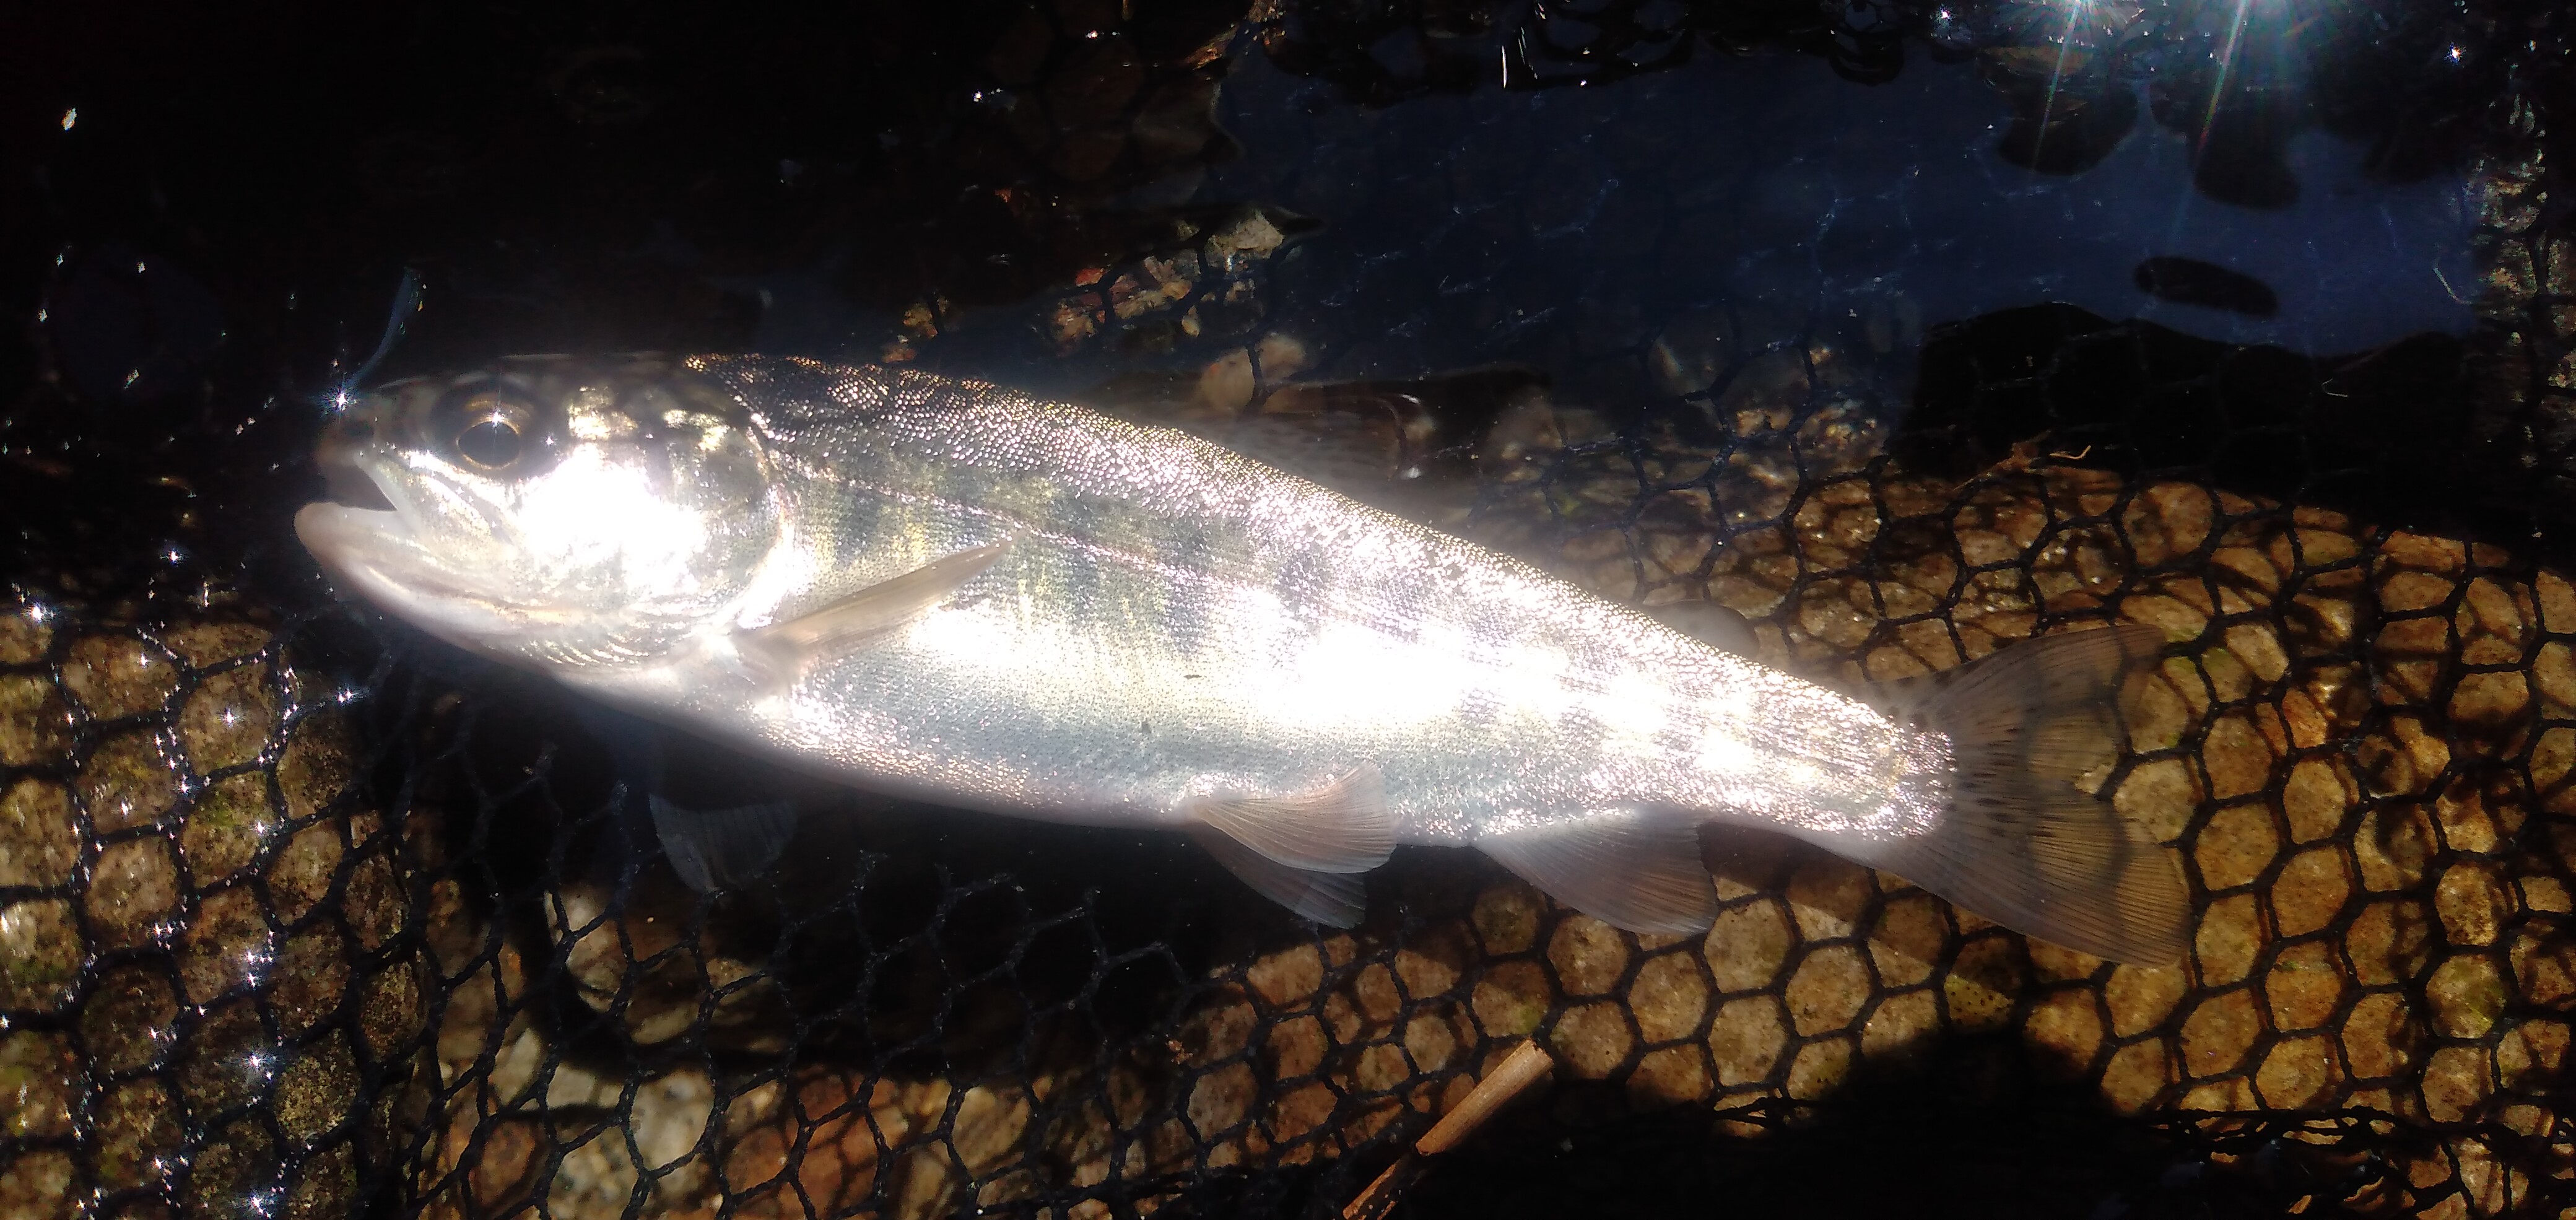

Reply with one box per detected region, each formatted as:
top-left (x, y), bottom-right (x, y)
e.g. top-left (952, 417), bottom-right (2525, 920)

top-left (7, 1), bottom-right (2576, 1219)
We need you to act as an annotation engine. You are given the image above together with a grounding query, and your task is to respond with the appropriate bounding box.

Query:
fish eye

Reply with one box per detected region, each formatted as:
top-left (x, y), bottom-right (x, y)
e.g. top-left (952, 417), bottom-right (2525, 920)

top-left (457, 416), bottom-right (524, 469)
top-left (446, 397), bottom-right (537, 472)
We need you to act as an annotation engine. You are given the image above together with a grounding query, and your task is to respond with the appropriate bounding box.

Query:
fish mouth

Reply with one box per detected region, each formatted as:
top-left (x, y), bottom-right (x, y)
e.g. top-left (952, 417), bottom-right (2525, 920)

top-left (295, 463), bottom-right (566, 642)
top-left (321, 458), bottom-right (397, 513)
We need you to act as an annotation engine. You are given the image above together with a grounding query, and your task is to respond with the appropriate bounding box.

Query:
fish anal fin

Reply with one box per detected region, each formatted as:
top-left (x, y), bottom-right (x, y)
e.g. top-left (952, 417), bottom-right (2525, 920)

top-left (1185, 765), bottom-right (1393, 874)
top-left (1191, 826), bottom-right (1368, 926)
top-left (1645, 601), bottom-right (1756, 656)
top-left (738, 539), bottom-right (1013, 675)
top-left (650, 796), bottom-right (800, 892)
top-left (1479, 811), bottom-right (1718, 935)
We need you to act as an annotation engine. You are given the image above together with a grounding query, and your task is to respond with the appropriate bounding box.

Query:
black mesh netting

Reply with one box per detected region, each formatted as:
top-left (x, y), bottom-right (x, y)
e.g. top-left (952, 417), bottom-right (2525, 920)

top-left (7, 1), bottom-right (2576, 1218)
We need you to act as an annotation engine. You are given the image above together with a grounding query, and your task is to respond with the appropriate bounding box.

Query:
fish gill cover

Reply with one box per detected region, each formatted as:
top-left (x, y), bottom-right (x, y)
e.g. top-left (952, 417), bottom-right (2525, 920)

top-left (2, 0), bottom-right (2574, 1218)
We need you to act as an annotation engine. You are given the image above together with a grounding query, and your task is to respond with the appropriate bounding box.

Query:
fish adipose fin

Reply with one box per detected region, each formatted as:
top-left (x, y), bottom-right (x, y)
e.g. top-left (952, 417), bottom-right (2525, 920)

top-left (1186, 765), bottom-right (1395, 874)
top-left (738, 539), bottom-right (1014, 675)
top-left (1866, 624), bottom-right (2191, 965)
top-left (1646, 601), bottom-right (1756, 656)
top-left (1189, 827), bottom-right (1369, 926)
top-left (1479, 811), bottom-right (1719, 935)
top-left (651, 796), bottom-right (801, 892)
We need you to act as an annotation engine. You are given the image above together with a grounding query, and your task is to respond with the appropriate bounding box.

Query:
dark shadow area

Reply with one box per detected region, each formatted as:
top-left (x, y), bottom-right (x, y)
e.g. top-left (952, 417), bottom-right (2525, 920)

top-left (2133, 256), bottom-right (2279, 318)
top-left (1894, 303), bottom-right (2570, 561)
top-left (1396, 1035), bottom-right (2411, 1220)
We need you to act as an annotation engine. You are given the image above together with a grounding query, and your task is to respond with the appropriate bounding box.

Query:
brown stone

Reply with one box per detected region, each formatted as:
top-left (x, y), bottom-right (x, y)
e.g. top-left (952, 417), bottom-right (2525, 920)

top-left (1708, 996), bottom-right (1788, 1087)
top-left (177, 664), bottom-right (279, 772)
top-left (266, 821), bottom-right (346, 926)
top-left (2433, 861), bottom-right (2510, 947)
top-left (2253, 1035), bottom-right (2338, 1109)
top-left (2427, 955), bottom-right (2507, 1039)
top-left (2191, 894), bottom-right (2263, 987)
top-left (61, 635), bottom-right (178, 720)
top-left (1469, 960), bottom-right (1551, 1039)
top-left (2269, 847), bottom-right (2350, 938)
top-left (0, 779), bottom-right (78, 888)
top-left (1551, 1001), bottom-right (1635, 1079)
top-left (2200, 717), bottom-right (2276, 802)
top-left (2193, 801), bottom-right (2279, 890)
top-left (2261, 942), bottom-right (2344, 1032)
top-left (2102, 1040), bottom-right (2164, 1117)
top-left (2178, 989), bottom-right (2259, 1078)
top-left (86, 837), bottom-right (180, 949)
top-left (0, 611), bottom-right (50, 666)
top-left (1247, 944), bottom-right (1324, 1011)
top-left (1866, 892), bottom-right (1946, 987)
top-left (0, 1149), bottom-right (76, 1220)
top-left (1784, 1036), bottom-right (1855, 1100)
top-left (2105, 962), bottom-right (2187, 1037)
top-left (94, 1078), bottom-right (183, 1191)
top-left (1785, 856), bottom-right (1871, 939)
top-left (178, 772), bottom-right (273, 886)
top-left (0, 674), bottom-right (72, 768)
top-left (1704, 900), bottom-right (1793, 993)
top-left (0, 899), bottom-right (79, 1012)
top-left (2347, 899), bottom-right (2434, 986)
top-left (1945, 935), bottom-right (2026, 1034)
top-left (77, 731), bottom-right (183, 832)
top-left (178, 886), bottom-right (271, 1004)
top-left (2024, 989), bottom-right (2103, 1076)
top-left (1783, 944), bottom-right (1869, 1036)
top-left (2419, 1045), bottom-right (2492, 1124)
top-left (0, 1032), bottom-right (79, 1139)
top-left (1626, 1045), bottom-right (1712, 1106)
top-left (1860, 988), bottom-right (1939, 1063)
top-left (1628, 951), bottom-right (1709, 1044)
top-left (1547, 916), bottom-right (1632, 996)
top-left (2341, 992), bottom-right (2417, 1080)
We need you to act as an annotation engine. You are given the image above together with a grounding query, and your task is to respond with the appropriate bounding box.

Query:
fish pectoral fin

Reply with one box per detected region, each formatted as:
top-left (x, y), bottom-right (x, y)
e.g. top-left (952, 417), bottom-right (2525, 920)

top-left (1190, 826), bottom-right (1368, 926)
top-left (650, 796), bottom-right (800, 892)
top-left (1478, 811), bottom-right (1718, 935)
top-left (738, 539), bottom-right (1014, 673)
top-left (1184, 764), bottom-right (1394, 873)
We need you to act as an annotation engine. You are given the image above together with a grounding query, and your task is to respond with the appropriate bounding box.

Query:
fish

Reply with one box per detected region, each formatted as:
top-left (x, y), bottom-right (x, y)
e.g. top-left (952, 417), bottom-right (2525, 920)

top-left (294, 354), bottom-right (2191, 964)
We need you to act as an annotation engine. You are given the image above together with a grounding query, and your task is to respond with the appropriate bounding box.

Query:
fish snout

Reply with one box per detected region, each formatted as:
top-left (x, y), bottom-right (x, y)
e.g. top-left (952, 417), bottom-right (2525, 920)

top-left (316, 401), bottom-right (398, 512)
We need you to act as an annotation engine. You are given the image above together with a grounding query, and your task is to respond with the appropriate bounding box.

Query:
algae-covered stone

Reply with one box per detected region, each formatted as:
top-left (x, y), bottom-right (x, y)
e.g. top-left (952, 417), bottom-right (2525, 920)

top-left (1, 611), bottom-right (433, 1220)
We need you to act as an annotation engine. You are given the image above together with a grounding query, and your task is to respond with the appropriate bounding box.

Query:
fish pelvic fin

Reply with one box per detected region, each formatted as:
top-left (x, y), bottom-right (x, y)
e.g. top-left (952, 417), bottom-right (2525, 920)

top-left (1865, 623), bottom-right (2191, 967)
top-left (1189, 826), bottom-right (1369, 926)
top-left (1478, 810), bottom-right (1718, 935)
top-left (650, 796), bottom-right (799, 892)
top-left (1185, 765), bottom-right (1395, 874)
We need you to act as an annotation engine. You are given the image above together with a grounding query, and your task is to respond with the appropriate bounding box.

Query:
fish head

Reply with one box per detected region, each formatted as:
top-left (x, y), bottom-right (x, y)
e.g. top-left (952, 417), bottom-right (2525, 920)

top-left (295, 356), bottom-right (780, 668)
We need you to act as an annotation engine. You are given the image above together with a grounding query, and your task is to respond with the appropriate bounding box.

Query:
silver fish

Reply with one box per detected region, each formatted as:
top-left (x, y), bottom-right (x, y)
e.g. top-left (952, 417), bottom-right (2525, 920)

top-left (295, 354), bottom-right (2190, 963)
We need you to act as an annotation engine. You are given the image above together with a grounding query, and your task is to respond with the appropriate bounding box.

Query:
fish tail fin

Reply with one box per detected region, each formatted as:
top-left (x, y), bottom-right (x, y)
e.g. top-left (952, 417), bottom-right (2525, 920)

top-left (1863, 624), bottom-right (2191, 965)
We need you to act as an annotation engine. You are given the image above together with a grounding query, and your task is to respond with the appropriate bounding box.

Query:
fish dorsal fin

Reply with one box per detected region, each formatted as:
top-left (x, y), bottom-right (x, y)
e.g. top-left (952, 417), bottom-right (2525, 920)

top-left (1185, 765), bottom-right (1394, 874)
top-left (1190, 826), bottom-right (1369, 926)
top-left (649, 796), bottom-right (800, 892)
top-left (1477, 811), bottom-right (1718, 935)
top-left (739, 539), bottom-right (1012, 674)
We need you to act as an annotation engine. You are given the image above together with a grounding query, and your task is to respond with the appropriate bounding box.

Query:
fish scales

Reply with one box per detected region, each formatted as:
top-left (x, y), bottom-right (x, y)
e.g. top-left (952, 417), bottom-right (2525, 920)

top-left (691, 355), bottom-right (1907, 844)
top-left (294, 353), bottom-right (2188, 962)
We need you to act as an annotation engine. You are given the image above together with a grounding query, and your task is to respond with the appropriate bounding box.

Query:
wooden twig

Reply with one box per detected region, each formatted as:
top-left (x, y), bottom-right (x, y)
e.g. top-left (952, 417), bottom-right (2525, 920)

top-left (1341, 1039), bottom-right (1556, 1220)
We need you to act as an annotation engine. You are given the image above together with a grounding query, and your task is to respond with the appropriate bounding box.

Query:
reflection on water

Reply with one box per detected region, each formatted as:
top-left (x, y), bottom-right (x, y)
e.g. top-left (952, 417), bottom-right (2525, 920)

top-left (1206, 45), bottom-right (2475, 372)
